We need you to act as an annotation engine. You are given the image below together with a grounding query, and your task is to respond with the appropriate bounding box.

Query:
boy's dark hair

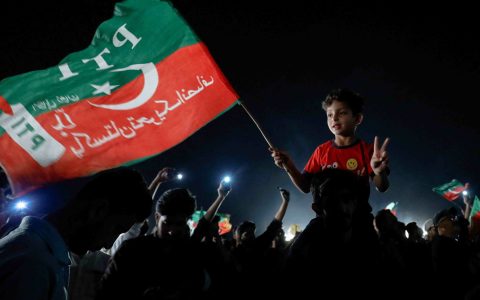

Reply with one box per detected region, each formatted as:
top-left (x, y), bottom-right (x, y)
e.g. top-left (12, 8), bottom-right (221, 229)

top-left (74, 167), bottom-right (152, 222)
top-left (156, 188), bottom-right (196, 217)
top-left (310, 168), bottom-right (363, 206)
top-left (322, 88), bottom-right (365, 115)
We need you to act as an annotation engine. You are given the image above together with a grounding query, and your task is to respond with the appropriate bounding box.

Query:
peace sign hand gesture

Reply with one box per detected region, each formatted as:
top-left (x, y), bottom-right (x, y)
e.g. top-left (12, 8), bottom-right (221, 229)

top-left (370, 136), bottom-right (390, 175)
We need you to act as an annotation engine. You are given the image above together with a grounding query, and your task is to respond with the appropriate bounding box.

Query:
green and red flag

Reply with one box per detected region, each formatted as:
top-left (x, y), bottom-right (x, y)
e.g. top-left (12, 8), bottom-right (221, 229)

top-left (217, 213), bottom-right (233, 235)
top-left (469, 195), bottom-right (480, 226)
top-left (432, 179), bottom-right (467, 201)
top-left (385, 201), bottom-right (399, 216)
top-left (0, 0), bottom-right (238, 195)
top-left (188, 210), bottom-right (232, 235)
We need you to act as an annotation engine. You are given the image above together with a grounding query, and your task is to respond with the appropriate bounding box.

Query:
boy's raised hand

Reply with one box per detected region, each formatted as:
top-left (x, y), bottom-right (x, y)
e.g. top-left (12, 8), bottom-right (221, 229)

top-left (371, 136), bottom-right (390, 175)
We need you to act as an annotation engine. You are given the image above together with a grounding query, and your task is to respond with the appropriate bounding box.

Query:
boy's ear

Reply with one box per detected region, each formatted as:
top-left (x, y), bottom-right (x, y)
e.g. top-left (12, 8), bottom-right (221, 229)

top-left (355, 113), bottom-right (364, 125)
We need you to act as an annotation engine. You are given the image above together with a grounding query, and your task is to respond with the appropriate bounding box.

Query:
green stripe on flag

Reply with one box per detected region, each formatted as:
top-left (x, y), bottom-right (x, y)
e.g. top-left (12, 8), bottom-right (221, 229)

top-left (432, 179), bottom-right (466, 201)
top-left (469, 195), bottom-right (480, 223)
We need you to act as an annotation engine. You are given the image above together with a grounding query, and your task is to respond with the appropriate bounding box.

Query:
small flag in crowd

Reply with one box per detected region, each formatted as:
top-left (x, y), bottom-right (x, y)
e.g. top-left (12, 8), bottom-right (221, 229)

top-left (385, 201), bottom-right (399, 216)
top-left (188, 210), bottom-right (232, 235)
top-left (469, 195), bottom-right (480, 225)
top-left (0, 0), bottom-right (239, 195)
top-left (432, 179), bottom-right (467, 201)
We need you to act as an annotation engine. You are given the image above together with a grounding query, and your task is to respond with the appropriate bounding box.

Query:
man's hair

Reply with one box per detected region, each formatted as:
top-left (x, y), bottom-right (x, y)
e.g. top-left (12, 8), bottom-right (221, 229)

top-left (235, 220), bottom-right (256, 235)
top-left (322, 88), bottom-right (365, 115)
top-left (433, 207), bottom-right (461, 227)
top-left (310, 168), bottom-right (363, 206)
top-left (156, 188), bottom-right (196, 217)
top-left (73, 167), bottom-right (151, 222)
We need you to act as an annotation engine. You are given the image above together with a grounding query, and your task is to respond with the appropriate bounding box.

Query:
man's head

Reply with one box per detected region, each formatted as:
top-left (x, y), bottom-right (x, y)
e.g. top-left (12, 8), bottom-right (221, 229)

top-left (60, 167), bottom-right (152, 255)
top-left (422, 218), bottom-right (436, 241)
top-left (322, 88), bottom-right (365, 137)
top-left (155, 188), bottom-right (196, 239)
top-left (373, 209), bottom-right (401, 238)
top-left (310, 169), bottom-right (362, 230)
top-left (405, 222), bottom-right (423, 241)
top-left (433, 207), bottom-right (462, 239)
top-left (234, 220), bottom-right (256, 245)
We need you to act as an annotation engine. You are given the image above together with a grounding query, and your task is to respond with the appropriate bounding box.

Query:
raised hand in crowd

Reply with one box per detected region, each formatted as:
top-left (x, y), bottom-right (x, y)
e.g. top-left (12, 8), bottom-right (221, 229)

top-left (371, 136), bottom-right (390, 192)
top-left (148, 167), bottom-right (177, 196)
top-left (275, 187), bottom-right (290, 222)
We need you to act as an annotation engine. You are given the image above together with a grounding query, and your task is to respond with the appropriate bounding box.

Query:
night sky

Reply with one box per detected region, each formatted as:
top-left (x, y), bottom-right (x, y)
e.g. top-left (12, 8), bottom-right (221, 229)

top-left (1, 0), bottom-right (479, 232)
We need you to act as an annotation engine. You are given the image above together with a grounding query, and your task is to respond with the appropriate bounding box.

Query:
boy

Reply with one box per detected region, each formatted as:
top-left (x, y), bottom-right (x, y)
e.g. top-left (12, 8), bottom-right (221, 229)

top-left (271, 88), bottom-right (389, 198)
top-left (271, 88), bottom-right (389, 239)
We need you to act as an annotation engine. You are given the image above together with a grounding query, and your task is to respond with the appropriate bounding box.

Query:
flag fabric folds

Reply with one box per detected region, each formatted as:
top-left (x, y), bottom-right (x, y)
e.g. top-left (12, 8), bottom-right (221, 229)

top-left (469, 195), bottom-right (480, 224)
top-left (0, 0), bottom-right (239, 195)
top-left (432, 179), bottom-right (466, 201)
top-left (385, 201), bottom-right (399, 216)
top-left (188, 210), bottom-right (232, 235)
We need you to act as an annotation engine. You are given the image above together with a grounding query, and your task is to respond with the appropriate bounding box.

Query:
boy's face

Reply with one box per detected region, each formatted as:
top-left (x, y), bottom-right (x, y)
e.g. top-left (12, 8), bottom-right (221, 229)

top-left (325, 100), bottom-right (361, 137)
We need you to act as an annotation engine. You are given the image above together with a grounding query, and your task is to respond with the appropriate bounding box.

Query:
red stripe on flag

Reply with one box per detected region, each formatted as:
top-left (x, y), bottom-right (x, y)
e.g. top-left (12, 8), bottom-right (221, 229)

top-left (0, 43), bottom-right (238, 195)
top-left (0, 96), bottom-right (13, 115)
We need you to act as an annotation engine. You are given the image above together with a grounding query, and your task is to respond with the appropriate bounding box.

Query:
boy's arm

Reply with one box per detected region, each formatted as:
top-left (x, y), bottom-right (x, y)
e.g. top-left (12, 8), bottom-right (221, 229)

top-left (370, 136), bottom-right (390, 192)
top-left (270, 148), bottom-right (310, 193)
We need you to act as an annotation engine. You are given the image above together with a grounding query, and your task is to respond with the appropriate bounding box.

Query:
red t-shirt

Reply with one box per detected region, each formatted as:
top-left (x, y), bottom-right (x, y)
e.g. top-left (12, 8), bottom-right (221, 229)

top-left (303, 139), bottom-right (373, 178)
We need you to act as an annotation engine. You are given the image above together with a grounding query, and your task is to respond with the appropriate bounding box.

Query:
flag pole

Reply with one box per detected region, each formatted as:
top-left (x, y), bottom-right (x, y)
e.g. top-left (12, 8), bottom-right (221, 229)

top-left (237, 101), bottom-right (275, 148)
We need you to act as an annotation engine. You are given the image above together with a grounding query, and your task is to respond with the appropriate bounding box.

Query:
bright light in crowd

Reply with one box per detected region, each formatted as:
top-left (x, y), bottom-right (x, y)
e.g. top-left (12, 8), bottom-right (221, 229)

top-left (15, 201), bottom-right (27, 210)
top-left (223, 176), bottom-right (231, 183)
top-left (285, 231), bottom-right (295, 242)
top-left (176, 173), bottom-right (183, 180)
top-left (463, 190), bottom-right (468, 196)
top-left (422, 228), bottom-right (428, 238)
top-left (285, 224), bottom-right (301, 241)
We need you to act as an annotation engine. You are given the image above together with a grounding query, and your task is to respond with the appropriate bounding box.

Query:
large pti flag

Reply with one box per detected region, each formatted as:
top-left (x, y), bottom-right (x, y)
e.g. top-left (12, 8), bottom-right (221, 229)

top-left (0, 0), bottom-right (239, 195)
top-left (432, 179), bottom-right (467, 201)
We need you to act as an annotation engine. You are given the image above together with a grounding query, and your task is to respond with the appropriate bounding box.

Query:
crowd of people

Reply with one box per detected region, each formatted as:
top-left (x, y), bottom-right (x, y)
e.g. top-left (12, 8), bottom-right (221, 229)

top-left (0, 88), bottom-right (479, 299)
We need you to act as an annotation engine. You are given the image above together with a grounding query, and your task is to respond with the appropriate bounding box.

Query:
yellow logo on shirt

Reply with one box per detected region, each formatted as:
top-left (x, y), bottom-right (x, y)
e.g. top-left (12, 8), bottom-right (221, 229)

top-left (346, 158), bottom-right (358, 170)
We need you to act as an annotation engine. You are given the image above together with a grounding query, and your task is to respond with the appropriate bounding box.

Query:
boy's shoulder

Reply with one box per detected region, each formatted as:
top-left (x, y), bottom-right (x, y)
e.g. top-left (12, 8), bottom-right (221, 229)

top-left (316, 140), bottom-right (334, 150)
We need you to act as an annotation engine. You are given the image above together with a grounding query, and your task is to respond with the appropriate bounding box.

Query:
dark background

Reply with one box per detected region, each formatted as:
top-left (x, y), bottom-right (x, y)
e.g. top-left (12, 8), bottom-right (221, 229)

top-left (1, 0), bottom-right (479, 232)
